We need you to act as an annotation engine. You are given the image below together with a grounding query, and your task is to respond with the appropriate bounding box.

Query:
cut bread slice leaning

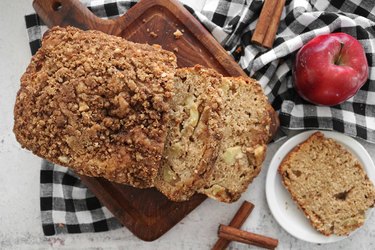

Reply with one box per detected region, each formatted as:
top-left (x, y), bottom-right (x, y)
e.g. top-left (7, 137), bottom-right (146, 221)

top-left (197, 76), bottom-right (274, 202)
top-left (154, 66), bottom-right (223, 201)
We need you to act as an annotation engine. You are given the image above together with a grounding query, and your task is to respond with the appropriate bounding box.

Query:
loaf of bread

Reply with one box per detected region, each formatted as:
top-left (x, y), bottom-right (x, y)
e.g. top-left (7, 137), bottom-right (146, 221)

top-left (279, 132), bottom-right (375, 236)
top-left (14, 26), bottom-right (278, 202)
top-left (13, 26), bottom-right (177, 188)
top-left (154, 66), bottom-right (223, 201)
top-left (197, 76), bottom-right (273, 202)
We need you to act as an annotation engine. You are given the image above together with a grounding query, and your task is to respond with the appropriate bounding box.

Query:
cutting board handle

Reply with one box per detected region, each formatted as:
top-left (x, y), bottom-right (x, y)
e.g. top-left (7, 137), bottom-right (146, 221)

top-left (33, 0), bottom-right (122, 34)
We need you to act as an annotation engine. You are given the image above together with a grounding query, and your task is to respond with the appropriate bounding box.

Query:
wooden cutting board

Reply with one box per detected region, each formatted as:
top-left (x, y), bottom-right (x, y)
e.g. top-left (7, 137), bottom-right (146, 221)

top-left (33, 0), bottom-right (247, 241)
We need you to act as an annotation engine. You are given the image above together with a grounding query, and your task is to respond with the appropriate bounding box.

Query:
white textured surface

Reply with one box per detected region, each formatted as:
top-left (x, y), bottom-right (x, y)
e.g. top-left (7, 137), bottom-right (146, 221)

top-left (0, 0), bottom-right (375, 249)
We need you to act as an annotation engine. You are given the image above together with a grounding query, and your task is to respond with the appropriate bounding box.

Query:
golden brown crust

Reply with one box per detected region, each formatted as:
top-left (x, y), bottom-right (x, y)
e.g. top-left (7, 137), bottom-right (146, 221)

top-left (13, 26), bottom-right (177, 187)
top-left (267, 104), bottom-right (279, 142)
top-left (279, 132), bottom-right (375, 236)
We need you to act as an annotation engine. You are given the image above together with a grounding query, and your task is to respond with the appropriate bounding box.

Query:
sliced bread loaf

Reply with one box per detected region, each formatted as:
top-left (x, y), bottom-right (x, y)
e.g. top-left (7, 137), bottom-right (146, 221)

top-left (154, 66), bottom-right (223, 201)
top-left (279, 132), bottom-right (375, 236)
top-left (13, 26), bottom-right (177, 188)
top-left (13, 25), bottom-right (279, 201)
top-left (197, 76), bottom-right (273, 202)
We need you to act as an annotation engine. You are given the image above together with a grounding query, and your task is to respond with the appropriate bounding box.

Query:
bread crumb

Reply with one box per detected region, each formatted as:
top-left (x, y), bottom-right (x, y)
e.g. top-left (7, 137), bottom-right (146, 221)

top-left (142, 19), bottom-right (146, 23)
top-left (173, 29), bottom-right (183, 39)
top-left (173, 47), bottom-right (179, 53)
top-left (150, 32), bottom-right (158, 38)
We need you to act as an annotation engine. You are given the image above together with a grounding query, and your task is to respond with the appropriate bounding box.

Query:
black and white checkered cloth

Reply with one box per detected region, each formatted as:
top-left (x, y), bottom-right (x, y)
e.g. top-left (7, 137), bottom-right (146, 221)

top-left (24, 0), bottom-right (375, 235)
top-left (40, 161), bottom-right (122, 234)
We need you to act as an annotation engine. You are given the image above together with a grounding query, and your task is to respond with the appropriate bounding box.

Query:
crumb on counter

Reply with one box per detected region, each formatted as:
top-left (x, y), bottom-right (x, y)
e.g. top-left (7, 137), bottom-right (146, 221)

top-left (173, 47), bottom-right (179, 53)
top-left (173, 29), bottom-right (183, 39)
top-left (150, 32), bottom-right (158, 38)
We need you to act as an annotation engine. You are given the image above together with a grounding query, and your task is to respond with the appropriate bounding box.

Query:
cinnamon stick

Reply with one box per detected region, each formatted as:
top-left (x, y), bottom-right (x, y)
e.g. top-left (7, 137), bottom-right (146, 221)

top-left (262, 0), bottom-right (286, 48)
top-left (251, 0), bottom-right (278, 45)
top-left (218, 225), bottom-right (278, 249)
top-left (211, 201), bottom-right (254, 250)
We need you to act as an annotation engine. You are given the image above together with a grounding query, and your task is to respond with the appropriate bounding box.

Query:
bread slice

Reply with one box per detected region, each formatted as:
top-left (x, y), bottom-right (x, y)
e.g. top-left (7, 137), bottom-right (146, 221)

top-left (154, 66), bottom-right (223, 201)
top-left (197, 76), bottom-right (273, 202)
top-left (279, 132), bottom-right (375, 236)
top-left (13, 26), bottom-right (177, 188)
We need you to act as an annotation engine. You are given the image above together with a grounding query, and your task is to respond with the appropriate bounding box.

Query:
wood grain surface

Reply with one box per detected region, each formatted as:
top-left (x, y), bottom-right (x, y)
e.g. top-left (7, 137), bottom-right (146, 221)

top-left (33, 0), bottom-right (247, 241)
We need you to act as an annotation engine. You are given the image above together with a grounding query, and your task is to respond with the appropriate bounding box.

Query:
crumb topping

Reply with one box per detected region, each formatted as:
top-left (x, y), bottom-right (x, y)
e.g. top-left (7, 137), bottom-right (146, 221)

top-left (14, 26), bottom-right (177, 187)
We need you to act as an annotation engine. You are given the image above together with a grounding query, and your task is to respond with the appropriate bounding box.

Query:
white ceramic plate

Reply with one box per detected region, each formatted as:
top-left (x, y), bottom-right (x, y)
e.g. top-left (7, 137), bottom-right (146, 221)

top-left (266, 130), bottom-right (375, 244)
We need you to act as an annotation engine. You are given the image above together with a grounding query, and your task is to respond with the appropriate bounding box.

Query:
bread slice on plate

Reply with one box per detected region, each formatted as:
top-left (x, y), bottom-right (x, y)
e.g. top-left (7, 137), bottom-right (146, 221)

top-left (13, 26), bottom-right (177, 188)
top-left (154, 66), bottom-right (223, 201)
top-left (197, 76), bottom-right (274, 202)
top-left (279, 131), bottom-right (375, 236)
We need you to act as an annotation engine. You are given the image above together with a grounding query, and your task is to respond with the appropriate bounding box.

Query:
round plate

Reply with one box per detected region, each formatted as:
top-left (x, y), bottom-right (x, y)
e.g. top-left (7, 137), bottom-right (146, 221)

top-left (265, 130), bottom-right (375, 244)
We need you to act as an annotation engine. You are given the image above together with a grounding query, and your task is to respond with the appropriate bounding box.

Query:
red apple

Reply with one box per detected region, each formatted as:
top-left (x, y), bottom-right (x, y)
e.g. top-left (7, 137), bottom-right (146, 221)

top-left (293, 33), bottom-right (368, 106)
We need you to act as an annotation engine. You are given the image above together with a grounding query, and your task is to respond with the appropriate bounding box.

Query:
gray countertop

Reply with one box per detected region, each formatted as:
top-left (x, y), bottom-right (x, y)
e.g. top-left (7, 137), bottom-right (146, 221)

top-left (1, 0), bottom-right (374, 249)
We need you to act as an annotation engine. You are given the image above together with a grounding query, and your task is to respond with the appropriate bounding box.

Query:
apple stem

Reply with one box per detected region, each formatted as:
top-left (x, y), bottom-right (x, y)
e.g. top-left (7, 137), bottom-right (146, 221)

top-left (335, 42), bottom-right (344, 65)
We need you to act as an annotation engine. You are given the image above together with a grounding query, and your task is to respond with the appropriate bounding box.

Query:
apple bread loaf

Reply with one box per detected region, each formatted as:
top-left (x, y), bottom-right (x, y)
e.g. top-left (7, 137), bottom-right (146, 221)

top-left (154, 66), bottom-right (223, 201)
top-left (197, 76), bottom-right (273, 202)
top-left (279, 132), bottom-right (375, 236)
top-left (13, 26), bottom-right (177, 188)
top-left (14, 26), bottom-right (279, 202)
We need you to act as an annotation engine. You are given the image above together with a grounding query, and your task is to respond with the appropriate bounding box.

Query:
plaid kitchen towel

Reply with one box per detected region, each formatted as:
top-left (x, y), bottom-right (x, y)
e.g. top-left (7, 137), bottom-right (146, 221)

top-left (40, 161), bottom-right (123, 234)
top-left (24, 0), bottom-right (375, 235)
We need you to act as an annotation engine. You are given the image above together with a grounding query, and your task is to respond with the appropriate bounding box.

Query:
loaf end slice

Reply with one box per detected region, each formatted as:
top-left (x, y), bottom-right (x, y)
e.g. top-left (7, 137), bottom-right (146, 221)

top-left (198, 76), bottom-right (274, 202)
top-left (13, 26), bottom-right (177, 188)
top-left (279, 132), bottom-right (375, 236)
